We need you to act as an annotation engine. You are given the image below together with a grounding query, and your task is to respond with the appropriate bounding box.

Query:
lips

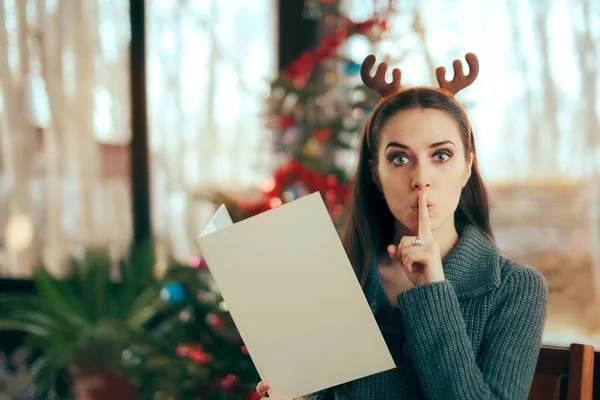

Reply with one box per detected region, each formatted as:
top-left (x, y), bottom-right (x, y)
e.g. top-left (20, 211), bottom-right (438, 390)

top-left (411, 199), bottom-right (433, 209)
top-left (411, 199), bottom-right (433, 215)
top-left (411, 205), bottom-right (433, 214)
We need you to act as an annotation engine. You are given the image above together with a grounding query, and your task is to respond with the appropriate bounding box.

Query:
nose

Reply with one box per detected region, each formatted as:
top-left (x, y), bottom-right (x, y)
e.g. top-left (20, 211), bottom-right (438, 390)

top-left (410, 162), bottom-right (432, 190)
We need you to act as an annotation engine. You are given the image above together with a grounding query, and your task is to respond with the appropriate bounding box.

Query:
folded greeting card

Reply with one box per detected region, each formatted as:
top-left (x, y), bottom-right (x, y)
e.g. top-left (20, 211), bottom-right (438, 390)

top-left (196, 192), bottom-right (395, 399)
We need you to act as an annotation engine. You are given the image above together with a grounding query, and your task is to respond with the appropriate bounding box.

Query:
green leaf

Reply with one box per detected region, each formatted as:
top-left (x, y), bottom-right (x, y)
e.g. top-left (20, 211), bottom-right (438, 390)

top-left (126, 286), bottom-right (162, 322)
top-left (2, 293), bottom-right (82, 333)
top-left (146, 318), bottom-right (175, 338)
top-left (103, 319), bottom-right (174, 355)
top-left (32, 266), bottom-right (90, 326)
top-left (118, 258), bottom-right (137, 319)
top-left (80, 249), bottom-right (111, 321)
top-left (0, 320), bottom-right (50, 337)
top-left (8, 310), bottom-right (70, 334)
top-left (29, 349), bottom-right (66, 399)
top-left (145, 356), bottom-right (182, 370)
top-left (1, 293), bottom-right (42, 311)
top-left (127, 299), bottom-right (166, 329)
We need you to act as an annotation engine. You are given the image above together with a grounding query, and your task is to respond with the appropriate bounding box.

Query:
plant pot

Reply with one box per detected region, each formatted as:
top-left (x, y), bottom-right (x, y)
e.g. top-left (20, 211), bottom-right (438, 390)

top-left (70, 370), bottom-right (137, 400)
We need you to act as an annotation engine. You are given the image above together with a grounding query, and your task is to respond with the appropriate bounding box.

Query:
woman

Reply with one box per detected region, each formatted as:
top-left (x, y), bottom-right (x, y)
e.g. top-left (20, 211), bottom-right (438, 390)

top-left (256, 52), bottom-right (548, 400)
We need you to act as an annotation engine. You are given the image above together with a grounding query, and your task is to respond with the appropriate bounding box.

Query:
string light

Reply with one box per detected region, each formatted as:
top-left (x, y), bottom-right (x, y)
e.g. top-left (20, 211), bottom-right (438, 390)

top-left (5, 214), bottom-right (34, 252)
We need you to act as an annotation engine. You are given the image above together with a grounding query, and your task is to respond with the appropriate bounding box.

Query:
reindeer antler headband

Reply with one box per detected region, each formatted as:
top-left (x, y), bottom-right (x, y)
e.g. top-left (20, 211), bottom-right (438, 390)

top-left (361, 53), bottom-right (479, 153)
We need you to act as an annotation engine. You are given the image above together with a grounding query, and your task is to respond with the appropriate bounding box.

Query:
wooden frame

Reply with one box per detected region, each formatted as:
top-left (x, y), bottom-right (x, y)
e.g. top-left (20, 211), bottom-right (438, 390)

top-left (529, 343), bottom-right (595, 400)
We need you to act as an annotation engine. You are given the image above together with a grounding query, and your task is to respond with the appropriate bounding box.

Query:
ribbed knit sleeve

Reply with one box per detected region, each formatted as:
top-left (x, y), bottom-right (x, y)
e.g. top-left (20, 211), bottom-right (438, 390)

top-left (397, 267), bottom-right (547, 400)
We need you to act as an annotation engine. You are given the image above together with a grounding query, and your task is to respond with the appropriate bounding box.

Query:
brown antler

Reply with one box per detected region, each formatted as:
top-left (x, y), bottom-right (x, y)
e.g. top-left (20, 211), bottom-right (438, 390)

top-left (435, 53), bottom-right (479, 95)
top-left (360, 54), bottom-right (402, 97)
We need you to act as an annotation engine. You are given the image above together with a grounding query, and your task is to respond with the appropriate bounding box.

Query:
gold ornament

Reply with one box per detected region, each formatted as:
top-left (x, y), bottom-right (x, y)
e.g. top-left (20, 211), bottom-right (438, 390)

top-left (303, 138), bottom-right (323, 158)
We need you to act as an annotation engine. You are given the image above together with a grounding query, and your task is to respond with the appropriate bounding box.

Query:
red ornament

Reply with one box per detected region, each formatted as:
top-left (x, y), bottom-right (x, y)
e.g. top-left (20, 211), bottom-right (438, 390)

top-left (246, 392), bottom-right (262, 400)
top-left (177, 344), bottom-right (213, 366)
top-left (261, 177), bottom-right (277, 194)
top-left (189, 350), bottom-right (213, 365)
top-left (206, 313), bottom-right (225, 331)
top-left (279, 116), bottom-right (296, 130)
top-left (313, 128), bottom-right (332, 143)
top-left (325, 190), bottom-right (337, 204)
top-left (176, 344), bottom-right (191, 357)
top-left (269, 197), bottom-right (283, 208)
top-left (218, 374), bottom-right (238, 390)
top-left (189, 255), bottom-right (207, 270)
top-left (326, 174), bottom-right (338, 187)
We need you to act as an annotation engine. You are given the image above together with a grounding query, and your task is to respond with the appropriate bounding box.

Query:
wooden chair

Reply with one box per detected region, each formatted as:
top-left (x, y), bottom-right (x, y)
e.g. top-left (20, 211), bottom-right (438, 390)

top-left (528, 343), bottom-right (594, 400)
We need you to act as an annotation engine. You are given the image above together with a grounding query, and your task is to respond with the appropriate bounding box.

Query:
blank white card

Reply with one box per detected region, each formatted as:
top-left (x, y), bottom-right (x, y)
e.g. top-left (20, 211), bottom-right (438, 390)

top-left (197, 192), bottom-right (395, 399)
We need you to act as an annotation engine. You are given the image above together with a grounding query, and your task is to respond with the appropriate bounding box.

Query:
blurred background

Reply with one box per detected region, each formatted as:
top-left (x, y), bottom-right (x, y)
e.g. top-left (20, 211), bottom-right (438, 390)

top-left (0, 0), bottom-right (599, 398)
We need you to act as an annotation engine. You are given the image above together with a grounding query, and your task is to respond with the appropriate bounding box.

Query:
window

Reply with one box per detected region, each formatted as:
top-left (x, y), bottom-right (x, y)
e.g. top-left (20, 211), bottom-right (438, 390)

top-left (0, 0), bottom-right (276, 276)
top-left (146, 0), bottom-right (277, 260)
top-left (344, 0), bottom-right (600, 347)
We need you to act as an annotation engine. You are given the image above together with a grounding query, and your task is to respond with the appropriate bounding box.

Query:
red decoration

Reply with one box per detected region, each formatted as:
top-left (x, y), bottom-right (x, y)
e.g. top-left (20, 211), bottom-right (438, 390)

top-left (279, 116), bottom-right (296, 130)
top-left (313, 128), bottom-right (332, 143)
top-left (189, 255), bottom-right (207, 270)
top-left (176, 344), bottom-right (213, 366)
top-left (206, 313), bottom-right (225, 331)
top-left (226, 7), bottom-right (395, 224)
top-left (218, 374), bottom-right (238, 390)
top-left (245, 392), bottom-right (261, 400)
top-left (235, 160), bottom-right (350, 220)
top-left (283, 16), bottom-right (390, 88)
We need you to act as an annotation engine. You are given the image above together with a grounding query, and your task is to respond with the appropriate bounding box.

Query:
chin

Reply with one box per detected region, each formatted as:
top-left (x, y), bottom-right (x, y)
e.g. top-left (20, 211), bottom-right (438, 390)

top-left (398, 210), bottom-right (444, 234)
top-left (398, 214), bottom-right (421, 234)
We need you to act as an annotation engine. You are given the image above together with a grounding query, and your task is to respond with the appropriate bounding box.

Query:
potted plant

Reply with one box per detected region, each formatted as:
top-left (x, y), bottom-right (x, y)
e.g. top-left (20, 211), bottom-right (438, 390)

top-left (0, 244), bottom-right (209, 399)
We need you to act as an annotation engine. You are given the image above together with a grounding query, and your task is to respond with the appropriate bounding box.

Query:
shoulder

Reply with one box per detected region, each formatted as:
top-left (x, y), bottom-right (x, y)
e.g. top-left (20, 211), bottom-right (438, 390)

top-left (479, 254), bottom-right (549, 339)
top-left (496, 254), bottom-right (548, 303)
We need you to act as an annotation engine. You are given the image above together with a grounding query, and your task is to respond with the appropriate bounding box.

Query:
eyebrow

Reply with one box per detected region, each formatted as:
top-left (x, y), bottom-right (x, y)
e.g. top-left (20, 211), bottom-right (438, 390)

top-left (385, 140), bottom-right (456, 150)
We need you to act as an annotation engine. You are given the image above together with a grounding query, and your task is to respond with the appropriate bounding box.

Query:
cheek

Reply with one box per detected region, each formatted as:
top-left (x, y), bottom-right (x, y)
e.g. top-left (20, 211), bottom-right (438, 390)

top-left (437, 167), bottom-right (466, 209)
top-left (377, 167), bottom-right (410, 196)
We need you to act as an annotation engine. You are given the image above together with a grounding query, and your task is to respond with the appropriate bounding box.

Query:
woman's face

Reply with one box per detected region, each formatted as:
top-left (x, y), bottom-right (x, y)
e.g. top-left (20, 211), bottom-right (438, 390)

top-left (372, 108), bottom-right (473, 235)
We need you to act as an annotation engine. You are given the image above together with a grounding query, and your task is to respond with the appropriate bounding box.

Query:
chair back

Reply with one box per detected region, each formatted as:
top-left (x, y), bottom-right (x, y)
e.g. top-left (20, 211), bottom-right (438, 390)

top-left (528, 343), bottom-right (594, 400)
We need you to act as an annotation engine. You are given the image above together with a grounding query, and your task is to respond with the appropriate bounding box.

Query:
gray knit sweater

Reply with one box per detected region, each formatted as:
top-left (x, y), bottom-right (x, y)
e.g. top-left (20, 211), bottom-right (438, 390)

top-left (306, 225), bottom-right (548, 400)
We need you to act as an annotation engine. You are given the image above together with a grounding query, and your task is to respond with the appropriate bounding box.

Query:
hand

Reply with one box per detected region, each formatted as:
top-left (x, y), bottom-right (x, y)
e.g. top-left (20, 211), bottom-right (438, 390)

top-left (387, 191), bottom-right (445, 287)
top-left (255, 381), bottom-right (305, 400)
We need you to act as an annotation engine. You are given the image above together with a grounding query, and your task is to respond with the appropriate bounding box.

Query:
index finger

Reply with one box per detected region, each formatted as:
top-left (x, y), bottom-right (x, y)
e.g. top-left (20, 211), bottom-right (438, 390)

top-left (418, 191), bottom-right (432, 239)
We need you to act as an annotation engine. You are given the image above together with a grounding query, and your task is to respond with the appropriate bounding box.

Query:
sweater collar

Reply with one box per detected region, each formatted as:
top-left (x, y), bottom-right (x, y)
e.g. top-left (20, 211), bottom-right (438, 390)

top-left (364, 224), bottom-right (501, 316)
top-left (442, 224), bottom-right (501, 299)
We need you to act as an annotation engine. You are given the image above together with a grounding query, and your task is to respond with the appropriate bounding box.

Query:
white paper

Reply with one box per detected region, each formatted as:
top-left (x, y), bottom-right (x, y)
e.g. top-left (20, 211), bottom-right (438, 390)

top-left (196, 192), bottom-right (395, 399)
top-left (199, 204), bottom-right (233, 237)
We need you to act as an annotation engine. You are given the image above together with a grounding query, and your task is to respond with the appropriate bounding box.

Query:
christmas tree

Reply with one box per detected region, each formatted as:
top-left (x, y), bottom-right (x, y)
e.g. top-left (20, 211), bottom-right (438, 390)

top-left (208, 1), bottom-right (395, 229)
top-left (137, 257), bottom-right (262, 400)
top-left (182, 2), bottom-right (403, 398)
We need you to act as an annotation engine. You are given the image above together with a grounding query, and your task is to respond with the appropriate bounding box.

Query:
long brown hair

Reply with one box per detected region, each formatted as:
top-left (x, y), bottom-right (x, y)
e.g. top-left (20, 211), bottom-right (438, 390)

top-left (341, 88), bottom-right (493, 285)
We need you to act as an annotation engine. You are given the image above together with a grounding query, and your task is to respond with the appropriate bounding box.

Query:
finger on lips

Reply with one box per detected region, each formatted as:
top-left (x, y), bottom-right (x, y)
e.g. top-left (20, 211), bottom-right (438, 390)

top-left (418, 191), bottom-right (433, 239)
